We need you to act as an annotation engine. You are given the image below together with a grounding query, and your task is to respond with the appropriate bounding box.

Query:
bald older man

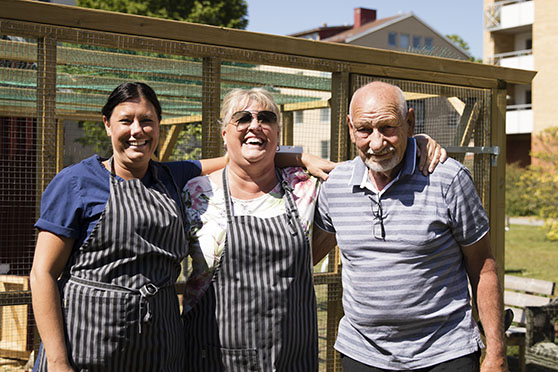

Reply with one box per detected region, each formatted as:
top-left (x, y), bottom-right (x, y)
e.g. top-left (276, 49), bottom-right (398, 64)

top-left (313, 82), bottom-right (506, 372)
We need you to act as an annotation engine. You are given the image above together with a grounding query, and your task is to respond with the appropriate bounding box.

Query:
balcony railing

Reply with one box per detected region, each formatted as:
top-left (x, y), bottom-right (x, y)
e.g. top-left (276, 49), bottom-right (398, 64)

top-left (485, 0), bottom-right (533, 31)
top-left (506, 104), bottom-right (533, 134)
top-left (488, 49), bottom-right (533, 70)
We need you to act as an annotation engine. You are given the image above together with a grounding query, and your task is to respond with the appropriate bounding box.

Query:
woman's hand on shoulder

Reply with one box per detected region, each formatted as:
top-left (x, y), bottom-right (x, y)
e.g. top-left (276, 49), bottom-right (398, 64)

top-left (414, 134), bottom-right (447, 176)
top-left (300, 153), bottom-right (337, 181)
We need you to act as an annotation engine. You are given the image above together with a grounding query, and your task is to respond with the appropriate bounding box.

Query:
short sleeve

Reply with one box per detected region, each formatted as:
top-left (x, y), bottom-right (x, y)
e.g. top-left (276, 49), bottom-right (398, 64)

top-left (445, 167), bottom-right (489, 246)
top-left (314, 180), bottom-right (335, 233)
top-left (164, 160), bottom-right (202, 190)
top-left (35, 171), bottom-right (84, 239)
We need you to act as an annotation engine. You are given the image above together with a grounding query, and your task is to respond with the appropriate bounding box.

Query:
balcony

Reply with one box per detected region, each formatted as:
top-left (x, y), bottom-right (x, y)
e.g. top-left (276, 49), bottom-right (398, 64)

top-left (506, 104), bottom-right (532, 134)
top-left (486, 0), bottom-right (533, 32)
top-left (492, 49), bottom-right (533, 70)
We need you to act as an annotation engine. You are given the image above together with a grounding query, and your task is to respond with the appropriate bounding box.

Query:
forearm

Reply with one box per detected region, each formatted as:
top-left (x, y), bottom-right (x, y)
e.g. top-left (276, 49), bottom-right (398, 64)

top-left (474, 258), bottom-right (506, 357)
top-left (199, 156), bottom-right (227, 175)
top-left (30, 271), bottom-right (72, 369)
top-left (311, 223), bottom-right (337, 265)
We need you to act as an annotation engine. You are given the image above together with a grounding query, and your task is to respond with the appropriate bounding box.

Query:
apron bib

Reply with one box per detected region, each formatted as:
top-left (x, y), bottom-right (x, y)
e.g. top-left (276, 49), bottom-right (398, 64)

top-left (184, 168), bottom-right (318, 372)
top-left (36, 159), bottom-right (187, 372)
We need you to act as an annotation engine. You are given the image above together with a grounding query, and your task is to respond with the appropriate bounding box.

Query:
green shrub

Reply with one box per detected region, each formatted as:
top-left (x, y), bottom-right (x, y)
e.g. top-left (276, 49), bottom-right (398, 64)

top-left (505, 162), bottom-right (539, 216)
top-left (520, 127), bottom-right (558, 241)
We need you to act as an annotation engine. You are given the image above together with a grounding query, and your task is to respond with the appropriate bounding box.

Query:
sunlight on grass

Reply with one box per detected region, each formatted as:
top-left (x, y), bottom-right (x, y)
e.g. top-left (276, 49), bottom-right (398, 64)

top-left (505, 224), bottom-right (558, 284)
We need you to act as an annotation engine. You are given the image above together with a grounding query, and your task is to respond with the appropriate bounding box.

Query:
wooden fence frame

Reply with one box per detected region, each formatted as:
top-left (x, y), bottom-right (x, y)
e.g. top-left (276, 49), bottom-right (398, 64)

top-left (0, 0), bottom-right (536, 369)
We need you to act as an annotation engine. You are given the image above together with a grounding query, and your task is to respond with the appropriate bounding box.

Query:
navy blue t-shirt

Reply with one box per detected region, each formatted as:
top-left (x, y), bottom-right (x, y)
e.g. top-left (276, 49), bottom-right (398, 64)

top-left (35, 155), bottom-right (202, 250)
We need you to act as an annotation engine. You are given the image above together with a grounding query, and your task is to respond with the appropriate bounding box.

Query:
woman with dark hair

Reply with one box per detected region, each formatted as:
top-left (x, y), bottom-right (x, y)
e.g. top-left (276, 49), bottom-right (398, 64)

top-left (29, 82), bottom-right (243, 372)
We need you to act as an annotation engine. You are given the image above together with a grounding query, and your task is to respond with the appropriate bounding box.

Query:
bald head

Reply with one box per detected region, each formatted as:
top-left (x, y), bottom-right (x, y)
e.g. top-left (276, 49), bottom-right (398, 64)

top-left (349, 82), bottom-right (408, 121)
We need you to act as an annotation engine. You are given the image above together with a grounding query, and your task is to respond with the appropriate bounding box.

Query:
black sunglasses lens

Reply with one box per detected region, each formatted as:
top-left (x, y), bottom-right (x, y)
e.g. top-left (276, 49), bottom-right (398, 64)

top-left (233, 111), bottom-right (252, 124)
top-left (257, 111), bottom-right (277, 123)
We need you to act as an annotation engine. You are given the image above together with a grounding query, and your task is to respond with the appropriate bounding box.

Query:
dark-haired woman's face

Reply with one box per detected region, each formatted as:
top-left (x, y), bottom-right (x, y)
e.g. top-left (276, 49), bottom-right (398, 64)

top-left (103, 96), bottom-right (159, 172)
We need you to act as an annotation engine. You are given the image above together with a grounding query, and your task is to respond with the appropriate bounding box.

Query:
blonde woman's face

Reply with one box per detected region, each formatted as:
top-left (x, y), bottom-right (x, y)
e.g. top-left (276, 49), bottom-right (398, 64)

top-left (222, 100), bottom-right (280, 167)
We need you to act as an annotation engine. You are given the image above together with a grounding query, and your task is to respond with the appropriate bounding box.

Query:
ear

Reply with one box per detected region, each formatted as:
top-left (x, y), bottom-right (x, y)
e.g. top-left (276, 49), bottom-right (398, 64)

top-left (222, 127), bottom-right (227, 144)
top-left (406, 108), bottom-right (415, 137)
top-left (347, 115), bottom-right (356, 144)
top-left (103, 115), bottom-right (111, 136)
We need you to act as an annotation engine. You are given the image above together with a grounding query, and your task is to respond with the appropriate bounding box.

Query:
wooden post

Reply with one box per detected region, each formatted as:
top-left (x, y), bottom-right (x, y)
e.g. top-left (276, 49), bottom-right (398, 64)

top-left (35, 33), bottom-right (57, 361)
top-left (36, 35), bottom-right (57, 192)
top-left (281, 110), bottom-right (293, 146)
top-left (56, 119), bottom-right (64, 173)
top-left (490, 82), bottom-right (507, 287)
top-left (326, 70), bottom-right (350, 372)
top-left (202, 57), bottom-right (222, 159)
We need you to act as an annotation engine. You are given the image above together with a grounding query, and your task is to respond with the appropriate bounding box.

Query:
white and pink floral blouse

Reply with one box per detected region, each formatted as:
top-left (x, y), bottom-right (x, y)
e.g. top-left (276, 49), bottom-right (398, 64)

top-left (182, 167), bottom-right (320, 312)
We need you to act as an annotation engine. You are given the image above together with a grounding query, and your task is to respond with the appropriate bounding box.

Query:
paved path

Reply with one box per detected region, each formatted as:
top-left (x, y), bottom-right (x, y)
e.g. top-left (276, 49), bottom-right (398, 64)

top-left (507, 216), bottom-right (544, 226)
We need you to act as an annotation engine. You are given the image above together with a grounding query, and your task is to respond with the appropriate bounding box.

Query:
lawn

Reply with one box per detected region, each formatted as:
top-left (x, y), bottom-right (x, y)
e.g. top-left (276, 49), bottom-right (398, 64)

top-left (505, 223), bottom-right (558, 283)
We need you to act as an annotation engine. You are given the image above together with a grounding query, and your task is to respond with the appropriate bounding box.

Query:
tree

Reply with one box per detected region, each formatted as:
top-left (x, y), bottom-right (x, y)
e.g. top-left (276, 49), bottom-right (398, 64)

top-left (77, 0), bottom-right (248, 29)
top-left (518, 127), bottom-right (558, 240)
top-left (446, 34), bottom-right (481, 62)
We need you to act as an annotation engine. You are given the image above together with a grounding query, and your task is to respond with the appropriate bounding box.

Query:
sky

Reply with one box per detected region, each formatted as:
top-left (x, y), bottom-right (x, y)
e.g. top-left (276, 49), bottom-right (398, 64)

top-left (245, 0), bottom-right (484, 59)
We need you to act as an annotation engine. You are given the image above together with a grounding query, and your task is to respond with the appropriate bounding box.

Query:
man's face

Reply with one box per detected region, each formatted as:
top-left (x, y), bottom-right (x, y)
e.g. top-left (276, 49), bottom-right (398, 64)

top-left (348, 86), bottom-right (414, 174)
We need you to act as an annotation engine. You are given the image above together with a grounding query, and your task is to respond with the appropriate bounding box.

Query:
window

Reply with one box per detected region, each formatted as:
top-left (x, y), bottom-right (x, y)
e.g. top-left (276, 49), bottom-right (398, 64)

top-left (320, 108), bottom-right (330, 123)
top-left (424, 37), bottom-right (433, 50)
top-left (526, 38), bottom-right (532, 50)
top-left (412, 35), bottom-right (421, 49)
top-left (400, 34), bottom-right (410, 49)
top-left (388, 32), bottom-right (397, 47)
top-left (321, 140), bottom-right (330, 159)
top-left (525, 90), bottom-right (532, 105)
top-left (294, 111), bottom-right (303, 125)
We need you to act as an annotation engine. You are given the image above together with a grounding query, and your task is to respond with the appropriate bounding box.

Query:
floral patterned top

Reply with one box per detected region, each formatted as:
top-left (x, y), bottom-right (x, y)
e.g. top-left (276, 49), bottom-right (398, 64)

top-left (182, 167), bottom-right (320, 312)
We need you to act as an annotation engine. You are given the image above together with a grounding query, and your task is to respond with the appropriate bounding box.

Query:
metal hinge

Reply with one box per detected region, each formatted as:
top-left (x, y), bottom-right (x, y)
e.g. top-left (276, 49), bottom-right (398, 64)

top-left (446, 146), bottom-right (500, 167)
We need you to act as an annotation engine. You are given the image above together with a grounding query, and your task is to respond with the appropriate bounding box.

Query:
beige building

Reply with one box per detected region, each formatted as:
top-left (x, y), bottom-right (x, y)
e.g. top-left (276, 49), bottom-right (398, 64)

top-left (484, 0), bottom-right (557, 166)
top-left (292, 8), bottom-right (470, 60)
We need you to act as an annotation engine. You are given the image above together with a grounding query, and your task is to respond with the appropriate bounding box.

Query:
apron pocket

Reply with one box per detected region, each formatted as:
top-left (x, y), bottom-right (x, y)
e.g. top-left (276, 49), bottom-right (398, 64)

top-left (63, 288), bottom-right (128, 365)
top-left (213, 345), bottom-right (260, 371)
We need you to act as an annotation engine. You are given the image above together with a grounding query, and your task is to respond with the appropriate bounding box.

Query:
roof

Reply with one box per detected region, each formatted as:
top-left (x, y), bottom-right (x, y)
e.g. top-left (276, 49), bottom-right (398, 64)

top-left (321, 12), bottom-right (470, 59)
top-left (289, 25), bottom-right (352, 39)
top-left (323, 14), bottom-right (402, 43)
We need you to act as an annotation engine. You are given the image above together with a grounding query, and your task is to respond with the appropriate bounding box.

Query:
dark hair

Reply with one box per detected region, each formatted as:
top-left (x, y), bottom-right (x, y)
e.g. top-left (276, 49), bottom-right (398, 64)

top-left (101, 82), bottom-right (162, 121)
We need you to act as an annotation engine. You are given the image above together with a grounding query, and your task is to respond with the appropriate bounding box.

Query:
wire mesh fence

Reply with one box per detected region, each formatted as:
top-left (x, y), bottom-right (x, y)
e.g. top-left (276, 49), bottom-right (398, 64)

top-left (0, 3), bottom-right (517, 370)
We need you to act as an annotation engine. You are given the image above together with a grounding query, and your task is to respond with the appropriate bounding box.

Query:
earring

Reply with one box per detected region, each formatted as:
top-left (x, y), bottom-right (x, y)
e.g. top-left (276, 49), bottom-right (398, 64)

top-left (276, 144), bottom-right (280, 151)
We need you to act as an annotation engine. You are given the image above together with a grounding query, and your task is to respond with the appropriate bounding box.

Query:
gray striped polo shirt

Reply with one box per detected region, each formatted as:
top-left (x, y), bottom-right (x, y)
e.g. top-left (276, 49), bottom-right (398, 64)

top-left (315, 138), bottom-right (488, 369)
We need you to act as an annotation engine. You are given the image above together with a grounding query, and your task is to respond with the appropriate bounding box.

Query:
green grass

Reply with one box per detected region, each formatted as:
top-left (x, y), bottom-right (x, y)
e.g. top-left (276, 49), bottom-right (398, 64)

top-left (505, 224), bottom-right (558, 284)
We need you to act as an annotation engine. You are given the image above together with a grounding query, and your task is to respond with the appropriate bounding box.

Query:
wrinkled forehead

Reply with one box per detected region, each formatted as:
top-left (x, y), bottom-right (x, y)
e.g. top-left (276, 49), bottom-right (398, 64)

top-left (351, 99), bottom-right (403, 125)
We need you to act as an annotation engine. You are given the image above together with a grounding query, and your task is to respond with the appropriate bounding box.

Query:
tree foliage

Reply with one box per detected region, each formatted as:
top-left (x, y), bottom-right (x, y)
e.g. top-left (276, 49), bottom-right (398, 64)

top-left (445, 34), bottom-right (481, 62)
top-left (75, 121), bottom-right (113, 157)
top-left (77, 0), bottom-right (248, 29)
top-left (511, 127), bottom-right (558, 240)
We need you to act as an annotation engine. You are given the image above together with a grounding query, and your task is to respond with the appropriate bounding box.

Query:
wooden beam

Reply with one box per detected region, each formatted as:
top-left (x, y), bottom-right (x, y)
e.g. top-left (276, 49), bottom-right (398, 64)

top-left (159, 124), bottom-right (182, 162)
top-left (490, 86), bottom-right (508, 288)
top-left (201, 57), bottom-right (221, 159)
top-left (453, 101), bottom-right (480, 163)
top-left (281, 111), bottom-right (293, 146)
top-left (0, 0), bottom-right (537, 86)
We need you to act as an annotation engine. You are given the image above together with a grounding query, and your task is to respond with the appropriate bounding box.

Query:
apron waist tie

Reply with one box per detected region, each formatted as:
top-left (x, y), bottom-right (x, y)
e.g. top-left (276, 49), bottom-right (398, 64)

top-left (67, 276), bottom-right (172, 334)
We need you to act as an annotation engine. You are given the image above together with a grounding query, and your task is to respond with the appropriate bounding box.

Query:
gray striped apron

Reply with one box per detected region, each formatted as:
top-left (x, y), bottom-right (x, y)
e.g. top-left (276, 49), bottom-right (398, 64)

top-left (36, 159), bottom-right (187, 372)
top-left (183, 168), bottom-right (318, 372)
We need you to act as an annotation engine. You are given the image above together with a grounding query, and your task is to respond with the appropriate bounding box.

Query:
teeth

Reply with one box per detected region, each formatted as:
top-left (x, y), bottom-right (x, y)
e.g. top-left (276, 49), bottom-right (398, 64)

top-left (129, 140), bottom-right (147, 146)
top-left (246, 139), bottom-right (263, 145)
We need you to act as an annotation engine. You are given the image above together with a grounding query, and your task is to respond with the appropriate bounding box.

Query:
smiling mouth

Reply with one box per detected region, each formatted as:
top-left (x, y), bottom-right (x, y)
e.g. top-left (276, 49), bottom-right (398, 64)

top-left (244, 138), bottom-right (265, 146)
top-left (128, 140), bottom-right (149, 147)
top-left (367, 147), bottom-right (394, 157)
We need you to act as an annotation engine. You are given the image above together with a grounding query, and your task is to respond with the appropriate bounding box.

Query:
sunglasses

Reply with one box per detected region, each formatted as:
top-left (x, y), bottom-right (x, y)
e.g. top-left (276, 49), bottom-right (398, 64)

top-left (230, 110), bottom-right (278, 130)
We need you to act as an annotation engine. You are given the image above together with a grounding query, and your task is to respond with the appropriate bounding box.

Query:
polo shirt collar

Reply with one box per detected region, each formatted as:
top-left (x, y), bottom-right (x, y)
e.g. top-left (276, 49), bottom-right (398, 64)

top-left (349, 137), bottom-right (417, 187)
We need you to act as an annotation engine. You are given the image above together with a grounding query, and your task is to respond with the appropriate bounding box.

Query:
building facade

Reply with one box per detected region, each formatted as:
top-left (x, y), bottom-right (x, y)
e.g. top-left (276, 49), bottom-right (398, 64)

top-left (484, 0), bottom-right (557, 166)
